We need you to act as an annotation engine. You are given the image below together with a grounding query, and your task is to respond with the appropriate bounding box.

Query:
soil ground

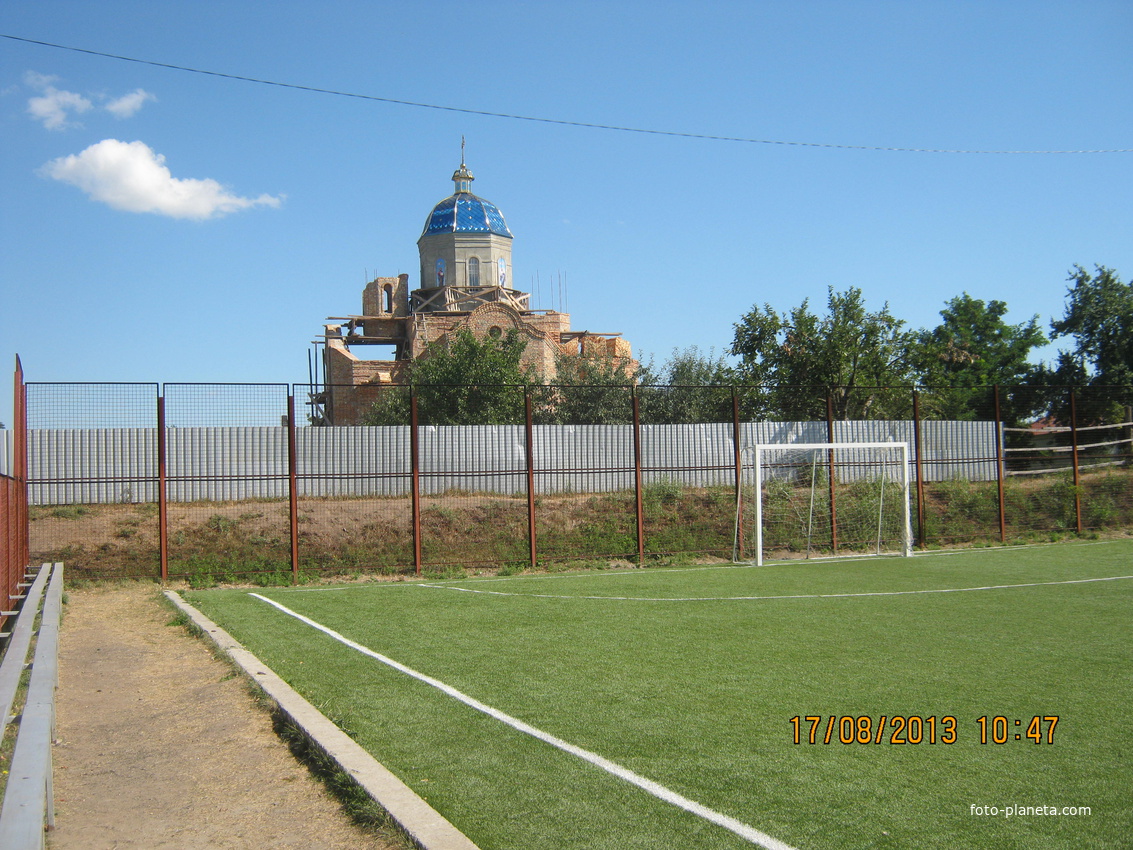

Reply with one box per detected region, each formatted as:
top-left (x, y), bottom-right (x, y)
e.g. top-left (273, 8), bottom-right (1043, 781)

top-left (49, 583), bottom-right (405, 850)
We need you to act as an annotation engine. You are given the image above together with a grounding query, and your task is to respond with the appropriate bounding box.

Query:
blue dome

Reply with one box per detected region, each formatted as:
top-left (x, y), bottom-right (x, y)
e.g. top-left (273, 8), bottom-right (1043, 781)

top-left (422, 193), bottom-right (512, 238)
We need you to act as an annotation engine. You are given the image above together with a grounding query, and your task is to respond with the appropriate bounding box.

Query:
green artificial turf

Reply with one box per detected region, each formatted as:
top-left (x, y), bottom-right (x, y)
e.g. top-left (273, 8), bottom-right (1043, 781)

top-left (186, 540), bottom-right (1133, 849)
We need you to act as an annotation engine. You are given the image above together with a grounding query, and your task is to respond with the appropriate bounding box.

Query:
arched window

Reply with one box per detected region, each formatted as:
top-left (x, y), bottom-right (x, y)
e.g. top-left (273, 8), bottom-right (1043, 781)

top-left (468, 256), bottom-right (480, 287)
top-left (382, 284), bottom-right (393, 313)
top-left (435, 257), bottom-right (446, 287)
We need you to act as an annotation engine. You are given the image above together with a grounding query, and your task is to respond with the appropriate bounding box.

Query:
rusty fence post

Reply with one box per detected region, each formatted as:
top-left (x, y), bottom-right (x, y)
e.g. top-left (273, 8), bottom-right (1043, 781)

top-left (410, 390), bottom-right (422, 575)
top-left (1, 480), bottom-right (10, 619)
top-left (157, 394), bottom-right (168, 582)
top-left (524, 392), bottom-right (537, 571)
top-left (631, 388), bottom-right (645, 563)
top-left (287, 395), bottom-right (299, 584)
top-left (4, 356), bottom-right (28, 613)
top-left (993, 386), bottom-right (1007, 543)
top-left (1069, 389), bottom-right (1082, 534)
top-left (826, 391), bottom-right (838, 555)
top-left (1126, 405), bottom-right (1133, 466)
top-left (912, 389), bottom-right (927, 548)
top-left (731, 387), bottom-right (743, 559)
top-left (16, 360), bottom-right (28, 576)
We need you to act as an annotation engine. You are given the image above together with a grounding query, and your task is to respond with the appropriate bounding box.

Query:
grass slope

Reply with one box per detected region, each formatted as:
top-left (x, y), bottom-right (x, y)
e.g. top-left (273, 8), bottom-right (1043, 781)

top-left (36, 468), bottom-right (1133, 581)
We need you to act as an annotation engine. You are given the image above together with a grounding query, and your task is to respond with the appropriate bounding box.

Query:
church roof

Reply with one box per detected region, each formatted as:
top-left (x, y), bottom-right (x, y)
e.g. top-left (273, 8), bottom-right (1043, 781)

top-left (420, 155), bottom-right (513, 238)
top-left (421, 193), bottom-right (513, 238)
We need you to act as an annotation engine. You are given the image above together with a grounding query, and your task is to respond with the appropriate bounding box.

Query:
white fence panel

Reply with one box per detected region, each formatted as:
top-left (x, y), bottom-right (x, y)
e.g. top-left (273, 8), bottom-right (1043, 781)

top-left (296, 425), bottom-right (411, 498)
top-left (28, 428), bottom-right (159, 505)
top-left (420, 424), bottom-right (527, 495)
top-left (25, 420), bottom-right (1000, 505)
top-left (534, 424), bottom-right (636, 494)
top-left (916, 420), bottom-right (1000, 481)
top-left (641, 423), bottom-right (733, 489)
top-left (166, 427), bottom-right (289, 502)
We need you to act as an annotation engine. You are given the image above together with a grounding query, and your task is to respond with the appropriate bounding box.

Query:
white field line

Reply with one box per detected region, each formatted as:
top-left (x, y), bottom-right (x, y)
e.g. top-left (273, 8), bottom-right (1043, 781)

top-left (277, 560), bottom-right (775, 592)
top-left (277, 540), bottom-right (1126, 594)
top-left (416, 574), bottom-right (1133, 602)
top-left (249, 592), bottom-right (798, 850)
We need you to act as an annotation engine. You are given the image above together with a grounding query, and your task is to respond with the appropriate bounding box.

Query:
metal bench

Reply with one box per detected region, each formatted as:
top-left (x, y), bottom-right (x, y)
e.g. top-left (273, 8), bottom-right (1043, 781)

top-left (0, 563), bottom-right (64, 850)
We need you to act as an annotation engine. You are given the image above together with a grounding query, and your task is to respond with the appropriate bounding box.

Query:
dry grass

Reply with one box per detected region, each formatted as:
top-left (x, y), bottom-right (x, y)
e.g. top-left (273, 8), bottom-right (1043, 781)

top-left (29, 469), bottom-right (1133, 584)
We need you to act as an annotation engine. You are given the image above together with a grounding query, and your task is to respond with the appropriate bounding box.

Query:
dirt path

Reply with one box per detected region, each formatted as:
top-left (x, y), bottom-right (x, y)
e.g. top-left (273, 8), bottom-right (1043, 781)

top-left (50, 584), bottom-right (403, 849)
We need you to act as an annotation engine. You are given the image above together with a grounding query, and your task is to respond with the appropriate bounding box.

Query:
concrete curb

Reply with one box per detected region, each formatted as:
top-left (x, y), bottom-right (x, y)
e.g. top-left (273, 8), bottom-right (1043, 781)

top-left (164, 591), bottom-right (481, 850)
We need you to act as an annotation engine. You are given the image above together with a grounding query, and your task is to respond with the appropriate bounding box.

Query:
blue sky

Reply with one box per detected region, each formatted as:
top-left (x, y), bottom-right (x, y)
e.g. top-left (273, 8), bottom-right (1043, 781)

top-left (2, 1), bottom-right (1131, 426)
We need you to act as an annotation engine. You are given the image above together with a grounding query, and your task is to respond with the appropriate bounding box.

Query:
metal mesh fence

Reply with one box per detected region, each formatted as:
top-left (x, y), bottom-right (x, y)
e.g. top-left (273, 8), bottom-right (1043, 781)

top-left (529, 383), bottom-right (639, 564)
top-left (26, 382), bottom-right (159, 503)
top-left (294, 385), bottom-right (413, 575)
top-left (637, 385), bottom-right (736, 559)
top-left (25, 382), bottom-right (158, 431)
top-left (17, 381), bottom-right (1133, 581)
top-left (163, 384), bottom-right (291, 583)
top-left (913, 386), bottom-right (1004, 545)
top-left (418, 385), bottom-right (531, 570)
top-left (998, 385), bottom-right (1133, 537)
top-left (1073, 386), bottom-right (1133, 533)
top-left (25, 383), bottom-right (159, 578)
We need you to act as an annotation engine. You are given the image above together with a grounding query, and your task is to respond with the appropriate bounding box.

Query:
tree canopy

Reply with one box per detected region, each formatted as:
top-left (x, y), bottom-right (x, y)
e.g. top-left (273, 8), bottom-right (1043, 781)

top-left (354, 266), bottom-right (1126, 429)
top-left (638, 346), bottom-right (735, 424)
top-left (1050, 265), bottom-right (1133, 387)
top-left (537, 349), bottom-right (638, 425)
top-left (912, 293), bottom-right (1046, 421)
top-left (730, 286), bottom-right (916, 420)
top-left (362, 328), bottom-right (536, 426)
top-left (1030, 265), bottom-right (1133, 423)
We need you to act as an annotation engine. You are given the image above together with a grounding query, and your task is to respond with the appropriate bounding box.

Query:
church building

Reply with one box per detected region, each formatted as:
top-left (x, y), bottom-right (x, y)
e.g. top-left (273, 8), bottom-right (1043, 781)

top-left (319, 154), bottom-right (635, 424)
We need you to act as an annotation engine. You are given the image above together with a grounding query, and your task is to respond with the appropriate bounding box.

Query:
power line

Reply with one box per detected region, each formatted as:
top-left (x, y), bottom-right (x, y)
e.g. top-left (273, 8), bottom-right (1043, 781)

top-left (4, 32), bottom-right (1130, 155)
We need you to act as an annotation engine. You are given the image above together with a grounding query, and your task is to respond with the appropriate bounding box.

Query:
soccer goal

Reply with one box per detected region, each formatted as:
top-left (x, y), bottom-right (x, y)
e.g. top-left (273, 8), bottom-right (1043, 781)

top-left (734, 441), bottom-right (913, 566)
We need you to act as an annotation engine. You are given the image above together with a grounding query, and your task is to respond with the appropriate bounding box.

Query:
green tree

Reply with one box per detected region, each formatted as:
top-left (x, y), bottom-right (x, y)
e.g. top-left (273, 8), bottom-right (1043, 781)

top-left (730, 286), bottom-right (916, 420)
top-left (362, 328), bottom-right (536, 426)
top-left (356, 385), bottom-right (411, 426)
top-left (1050, 265), bottom-right (1133, 386)
top-left (1029, 265), bottom-right (1133, 424)
top-left (539, 351), bottom-right (638, 425)
top-left (912, 293), bottom-right (1046, 422)
top-left (638, 346), bottom-right (735, 424)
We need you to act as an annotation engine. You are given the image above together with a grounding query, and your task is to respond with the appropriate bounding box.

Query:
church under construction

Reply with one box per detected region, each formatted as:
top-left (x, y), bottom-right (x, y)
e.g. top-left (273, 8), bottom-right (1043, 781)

top-left (317, 154), bottom-right (635, 425)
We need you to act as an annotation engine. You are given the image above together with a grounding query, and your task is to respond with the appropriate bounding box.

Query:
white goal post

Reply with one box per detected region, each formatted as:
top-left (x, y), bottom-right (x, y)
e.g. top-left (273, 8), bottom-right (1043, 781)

top-left (735, 441), bottom-right (914, 566)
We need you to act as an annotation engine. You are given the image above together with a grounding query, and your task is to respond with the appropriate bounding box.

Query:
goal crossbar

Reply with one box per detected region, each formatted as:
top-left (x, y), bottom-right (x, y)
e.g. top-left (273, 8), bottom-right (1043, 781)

top-left (738, 441), bottom-right (913, 566)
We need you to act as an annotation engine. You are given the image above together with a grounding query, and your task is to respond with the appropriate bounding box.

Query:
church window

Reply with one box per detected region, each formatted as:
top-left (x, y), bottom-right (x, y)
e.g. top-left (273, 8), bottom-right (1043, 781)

top-left (468, 256), bottom-right (480, 287)
top-left (383, 284), bottom-right (393, 313)
top-left (435, 257), bottom-right (446, 287)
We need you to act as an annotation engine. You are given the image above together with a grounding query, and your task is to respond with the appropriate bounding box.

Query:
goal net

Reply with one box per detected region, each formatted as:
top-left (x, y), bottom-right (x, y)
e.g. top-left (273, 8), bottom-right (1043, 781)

top-left (734, 442), bottom-right (913, 566)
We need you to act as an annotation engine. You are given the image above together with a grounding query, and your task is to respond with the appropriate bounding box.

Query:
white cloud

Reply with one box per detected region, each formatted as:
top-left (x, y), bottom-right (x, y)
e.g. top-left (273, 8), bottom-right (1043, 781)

top-left (40, 139), bottom-right (283, 220)
top-left (104, 88), bottom-right (156, 118)
top-left (24, 72), bottom-right (156, 127)
top-left (25, 71), bottom-right (92, 130)
top-left (23, 71), bottom-right (58, 89)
